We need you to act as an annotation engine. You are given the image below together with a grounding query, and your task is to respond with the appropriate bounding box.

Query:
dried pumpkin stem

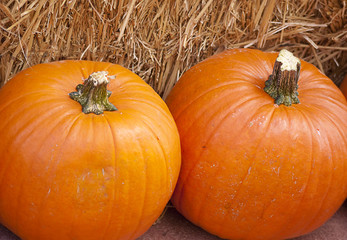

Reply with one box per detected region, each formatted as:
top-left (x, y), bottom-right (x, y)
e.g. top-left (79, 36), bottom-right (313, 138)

top-left (264, 49), bottom-right (301, 106)
top-left (69, 71), bottom-right (117, 114)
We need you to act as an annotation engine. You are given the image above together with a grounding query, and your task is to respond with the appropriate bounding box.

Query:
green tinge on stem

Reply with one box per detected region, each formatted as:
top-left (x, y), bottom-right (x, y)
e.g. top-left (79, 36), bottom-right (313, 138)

top-left (69, 71), bottom-right (117, 115)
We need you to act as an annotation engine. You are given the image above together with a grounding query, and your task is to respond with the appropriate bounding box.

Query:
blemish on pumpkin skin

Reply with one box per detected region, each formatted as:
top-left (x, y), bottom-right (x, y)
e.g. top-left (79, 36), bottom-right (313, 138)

top-left (273, 167), bottom-right (280, 176)
top-left (247, 167), bottom-right (252, 174)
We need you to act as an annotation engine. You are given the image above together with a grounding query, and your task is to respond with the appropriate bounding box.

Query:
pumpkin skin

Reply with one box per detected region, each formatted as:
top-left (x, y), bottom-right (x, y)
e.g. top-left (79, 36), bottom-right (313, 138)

top-left (0, 61), bottom-right (181, 240)
top-left (340, 74), bottom-right (347, 98)
top-left (165, 49), bottom-right (347, 240)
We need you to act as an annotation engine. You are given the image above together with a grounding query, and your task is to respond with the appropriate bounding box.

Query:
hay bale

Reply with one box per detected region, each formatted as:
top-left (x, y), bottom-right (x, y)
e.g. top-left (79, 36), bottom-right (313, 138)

top-left (1, 0), bottom-right (346, 97)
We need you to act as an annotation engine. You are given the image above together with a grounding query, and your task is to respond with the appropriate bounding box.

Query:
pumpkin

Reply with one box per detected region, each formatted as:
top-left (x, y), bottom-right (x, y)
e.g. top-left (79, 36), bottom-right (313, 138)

top-left (165, 49), bottom-right (347, 240)
top-left (340, 74), bottom-right (347, 98)
top-left (0, 61), bottom-right (181, 240)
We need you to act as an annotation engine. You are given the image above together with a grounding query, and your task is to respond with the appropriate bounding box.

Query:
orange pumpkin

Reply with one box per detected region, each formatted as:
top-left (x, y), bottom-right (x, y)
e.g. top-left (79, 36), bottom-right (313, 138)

top-left (0, 61), bottom-right (181, 240)
top-left (340, 74), bottom-right (347, 98)
top-left (166, 49), bottom-right (347, 240)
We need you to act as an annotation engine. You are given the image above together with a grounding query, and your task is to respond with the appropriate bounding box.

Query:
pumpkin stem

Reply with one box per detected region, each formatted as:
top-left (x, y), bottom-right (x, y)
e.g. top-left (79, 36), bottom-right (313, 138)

top-left (264, 49), bottom-right (301, 106)
top-left (69, 71), bottom-right (117, 114)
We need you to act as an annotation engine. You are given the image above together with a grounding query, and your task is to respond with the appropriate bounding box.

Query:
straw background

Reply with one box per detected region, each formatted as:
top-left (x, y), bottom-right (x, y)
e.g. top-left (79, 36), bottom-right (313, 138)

top-left (1, 0), bottom-right (346, 98)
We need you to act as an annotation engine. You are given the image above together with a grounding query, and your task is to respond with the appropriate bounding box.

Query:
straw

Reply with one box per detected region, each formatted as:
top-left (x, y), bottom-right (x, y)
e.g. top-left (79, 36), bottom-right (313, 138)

top-left (1, 0), bottom-right (346, 96)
